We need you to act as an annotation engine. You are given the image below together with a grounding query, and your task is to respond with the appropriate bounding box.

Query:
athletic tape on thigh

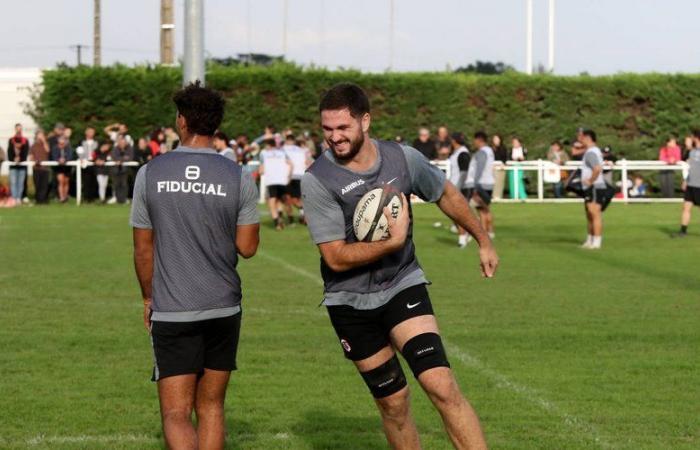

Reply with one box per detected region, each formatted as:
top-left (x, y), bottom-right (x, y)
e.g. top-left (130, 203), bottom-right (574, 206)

top-left (401, 332), bottom-right (450, 378)
top-left (360, 354), bottom-right (407, 399)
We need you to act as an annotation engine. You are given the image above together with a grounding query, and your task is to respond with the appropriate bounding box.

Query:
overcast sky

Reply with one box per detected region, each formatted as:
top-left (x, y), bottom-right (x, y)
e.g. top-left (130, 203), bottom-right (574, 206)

top-left (1, 0), bottom-right (698, 75)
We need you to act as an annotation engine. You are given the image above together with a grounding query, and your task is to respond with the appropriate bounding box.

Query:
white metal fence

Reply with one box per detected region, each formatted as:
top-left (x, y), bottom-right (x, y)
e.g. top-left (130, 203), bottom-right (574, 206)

top-left (431, 159), bottom-right (689, 204)
top-left (2, 158), bottom-right (690, 205)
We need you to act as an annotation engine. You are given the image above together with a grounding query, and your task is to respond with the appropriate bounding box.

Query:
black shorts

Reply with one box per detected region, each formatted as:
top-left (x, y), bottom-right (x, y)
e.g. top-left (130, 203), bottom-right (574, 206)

top-left (267, 185), bottom-right (286, 199)
top-left (468, 187), bottom-right (493, 206)
top-left (326, 284), bottom-right (434, 361)
top-left (684, 186), bottom-right (700, 206)
top-left (54, 166), bottom-right (72, 176)
top-left (584, 187), bottom-right (613, 211)
top-left (287, 179), bottom-right (302, 198)
top-left (150, 313), bottom-right (242, 381)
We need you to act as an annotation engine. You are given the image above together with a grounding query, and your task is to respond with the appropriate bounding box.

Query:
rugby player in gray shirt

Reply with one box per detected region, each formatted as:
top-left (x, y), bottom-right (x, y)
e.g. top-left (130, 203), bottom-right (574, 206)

top-left (673, 129), bottom-right (700, 237)
top-left (302, 83), bottom-right (498, 449)
top-left (131, 82), bottom-right (260, 450)
top-left (579, 129), bottom-right (609, 249)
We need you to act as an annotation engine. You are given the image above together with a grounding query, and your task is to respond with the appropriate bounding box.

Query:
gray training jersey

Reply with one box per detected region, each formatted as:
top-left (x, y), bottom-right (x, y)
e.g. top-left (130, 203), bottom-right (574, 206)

top-left (302, 140), bottom-right (446, 310)
top-left (130, 147), bottom-right (260, 322)
top-left (465, 146), bottom-right (495, 189)
top-left (687, 149), bottom-right (700, 188)
top-left (582, 146), bottom-right (606, 188)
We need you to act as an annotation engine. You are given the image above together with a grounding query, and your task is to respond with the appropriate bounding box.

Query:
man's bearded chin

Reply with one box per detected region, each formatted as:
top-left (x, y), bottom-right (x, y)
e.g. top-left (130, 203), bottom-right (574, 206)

top-left (332, 134), bottom-right (364, 161)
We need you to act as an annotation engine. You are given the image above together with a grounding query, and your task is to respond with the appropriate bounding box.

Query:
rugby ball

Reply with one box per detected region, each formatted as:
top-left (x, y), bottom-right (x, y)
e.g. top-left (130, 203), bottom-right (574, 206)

top-left (353, 186), bottom-right (402, 242)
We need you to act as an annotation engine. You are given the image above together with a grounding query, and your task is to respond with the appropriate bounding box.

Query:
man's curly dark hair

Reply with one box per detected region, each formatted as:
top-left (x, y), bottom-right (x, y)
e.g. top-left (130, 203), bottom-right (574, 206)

top-left (172, 81), bottom-right (225, 137)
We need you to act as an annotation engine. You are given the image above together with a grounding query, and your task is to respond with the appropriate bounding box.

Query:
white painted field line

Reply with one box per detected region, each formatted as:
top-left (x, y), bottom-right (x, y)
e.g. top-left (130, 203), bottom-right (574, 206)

top-left (257, 251), bottom-right (324, 286)
top-left (444, 340), bottom-right (611, 448)
top-left (258, 254), bottom-right (613, 448)
top-left (23, 431), bottom-right (291, 446)
top-left (247, 306), bottom-right (326, 318)
top-left (26, 433), bottom-right (158, 445)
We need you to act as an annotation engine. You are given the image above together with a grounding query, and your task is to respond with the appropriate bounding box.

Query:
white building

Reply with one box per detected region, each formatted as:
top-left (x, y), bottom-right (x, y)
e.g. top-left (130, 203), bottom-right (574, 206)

top-left (0, 67), bottom-right (42, 153)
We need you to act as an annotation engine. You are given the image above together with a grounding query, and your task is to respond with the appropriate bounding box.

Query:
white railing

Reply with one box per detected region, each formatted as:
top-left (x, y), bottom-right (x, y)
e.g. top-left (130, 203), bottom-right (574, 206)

top-left (2, 160), bottom-right (139, 205)
top-left (432, 159), bottom-right (689, 204)
top-left (3, 158), bottom-right (690, 205)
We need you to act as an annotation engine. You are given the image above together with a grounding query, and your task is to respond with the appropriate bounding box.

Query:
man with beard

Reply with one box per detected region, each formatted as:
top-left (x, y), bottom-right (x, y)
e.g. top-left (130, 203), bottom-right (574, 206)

top-left (301, 83), bottom-right (498, 449)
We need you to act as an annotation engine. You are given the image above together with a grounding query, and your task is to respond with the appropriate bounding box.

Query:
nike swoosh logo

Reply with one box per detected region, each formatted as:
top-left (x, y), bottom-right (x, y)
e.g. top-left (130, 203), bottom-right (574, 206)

top-left (386, 177), bottom-right (398, 185)
top-left (406, 301), bottom-right (422, 309)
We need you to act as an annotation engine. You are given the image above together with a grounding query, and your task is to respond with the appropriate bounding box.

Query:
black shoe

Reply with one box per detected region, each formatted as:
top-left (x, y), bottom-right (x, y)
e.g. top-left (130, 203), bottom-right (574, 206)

top-left (671, 232), bottom-right (687, 238)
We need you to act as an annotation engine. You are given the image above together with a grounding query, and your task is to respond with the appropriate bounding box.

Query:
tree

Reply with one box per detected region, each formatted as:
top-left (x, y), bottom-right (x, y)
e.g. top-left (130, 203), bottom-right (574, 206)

top-left (209, 53), bottom-right (284, 67)
top-left (454, 60), bottom-right (514, 75)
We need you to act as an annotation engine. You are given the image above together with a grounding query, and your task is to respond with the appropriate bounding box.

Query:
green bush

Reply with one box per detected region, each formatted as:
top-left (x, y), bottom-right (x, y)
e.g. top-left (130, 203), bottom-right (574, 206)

top-left (30, 64), bottom-right (700, 159)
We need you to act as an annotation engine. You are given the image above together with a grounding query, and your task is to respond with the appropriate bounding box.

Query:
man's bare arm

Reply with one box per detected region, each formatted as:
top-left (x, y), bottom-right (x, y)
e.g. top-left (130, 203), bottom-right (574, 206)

top-left (133, 228), bottom-right (154, 330)
top-left (236, 223), bottom-right (260, 258)
top-left (436, 181), bottom-right (499, 277)
top-left (318, 194), bottom-right (409, 272)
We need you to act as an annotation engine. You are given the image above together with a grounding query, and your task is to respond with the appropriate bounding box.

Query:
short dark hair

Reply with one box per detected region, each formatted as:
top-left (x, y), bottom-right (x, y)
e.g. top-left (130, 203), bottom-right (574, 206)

top-left (451, 132), bottom-right (466, 146)
top-left (213, 131), bottom-right (229, 143)
top-left (173, 81), bottom-right (225, 136)
top-left (551, 140), bottom-right (562, 147)
top-left (581, 129), bottom-right (597, 142)
top-left (474, 131), bottom-right (488, 142)
top-left (319, 83), bottom-right (370, 117)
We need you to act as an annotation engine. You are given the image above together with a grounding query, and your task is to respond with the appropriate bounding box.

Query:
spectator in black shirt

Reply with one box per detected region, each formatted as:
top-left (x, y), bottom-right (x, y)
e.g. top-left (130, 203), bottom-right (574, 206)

top-left (412, 127), bottom-right (436, 160)
top-left (110, 135), bottom-right (133, 204)
top-left (8, 124), bottom-right (29, 201)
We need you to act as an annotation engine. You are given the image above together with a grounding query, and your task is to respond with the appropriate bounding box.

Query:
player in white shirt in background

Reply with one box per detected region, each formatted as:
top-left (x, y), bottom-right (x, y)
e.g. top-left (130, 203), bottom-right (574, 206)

top-left (448, 132), bottom-right (472, 247)
top-left (283, 133), bottom-right (313, 224)
top-left (260, 136), bottom-right (292, 230)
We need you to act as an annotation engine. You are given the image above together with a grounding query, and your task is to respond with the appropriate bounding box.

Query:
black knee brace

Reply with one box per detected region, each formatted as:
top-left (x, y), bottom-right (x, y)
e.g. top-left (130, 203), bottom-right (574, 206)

top-left (360, 354), bottom-right (407, 399)
top-left (401, 332), bottom-right (450, 378)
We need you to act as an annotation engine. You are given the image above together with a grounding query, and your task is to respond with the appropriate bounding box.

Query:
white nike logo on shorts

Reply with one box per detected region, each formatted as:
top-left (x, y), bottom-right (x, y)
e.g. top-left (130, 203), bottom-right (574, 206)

top-left (406, 301), bottom-right (422, 309)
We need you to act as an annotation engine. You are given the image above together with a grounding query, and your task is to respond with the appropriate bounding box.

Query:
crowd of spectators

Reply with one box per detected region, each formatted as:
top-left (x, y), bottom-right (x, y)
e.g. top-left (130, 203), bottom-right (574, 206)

top-left (398, 125), bottom-right (694, 199)
top-left (0, 121), bottom-right (325, 207)
top-left (0, 121), bottom-right (693, 206)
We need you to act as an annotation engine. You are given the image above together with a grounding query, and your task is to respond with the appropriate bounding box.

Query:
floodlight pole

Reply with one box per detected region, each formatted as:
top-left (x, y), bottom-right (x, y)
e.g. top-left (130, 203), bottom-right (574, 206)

top-left (183, 0), bottom-right (205, 85)
top-left (246, 0), bottom-right (252, 56)
top-left (548, 0), bottom-right (555, 72)
top-left (319, 0), bottom-right (325, 66)
top-left (388, 0), bottom-right (395, 70)
top-left (282, 0), bottom-right (288, 57)
top-left (526, 0), bottom-right (533, 75)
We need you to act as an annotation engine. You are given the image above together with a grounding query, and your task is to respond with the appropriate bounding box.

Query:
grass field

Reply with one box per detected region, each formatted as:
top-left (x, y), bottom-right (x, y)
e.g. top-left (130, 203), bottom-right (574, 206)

top-left (1, 202), bottom-right (698, 449)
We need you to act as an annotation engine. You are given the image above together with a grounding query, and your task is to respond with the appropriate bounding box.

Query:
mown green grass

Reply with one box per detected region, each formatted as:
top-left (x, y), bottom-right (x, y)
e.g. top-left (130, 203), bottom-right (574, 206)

top-left (0, 202), bottom-right (698, 449)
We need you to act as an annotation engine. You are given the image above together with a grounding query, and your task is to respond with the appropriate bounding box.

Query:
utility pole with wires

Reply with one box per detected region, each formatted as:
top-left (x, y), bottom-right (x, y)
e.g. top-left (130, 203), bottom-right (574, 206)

top-left (160, 0), bottom-right (175, 65)
top-left (93, 0), bottom-right (101, 66)
top-left (70, 44), bottom-right (88, 66)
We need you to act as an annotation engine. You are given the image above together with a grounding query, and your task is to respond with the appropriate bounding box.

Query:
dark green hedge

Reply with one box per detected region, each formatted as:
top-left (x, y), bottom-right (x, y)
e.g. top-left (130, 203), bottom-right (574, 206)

top-left (30, 64), bottom-right (700, 159)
